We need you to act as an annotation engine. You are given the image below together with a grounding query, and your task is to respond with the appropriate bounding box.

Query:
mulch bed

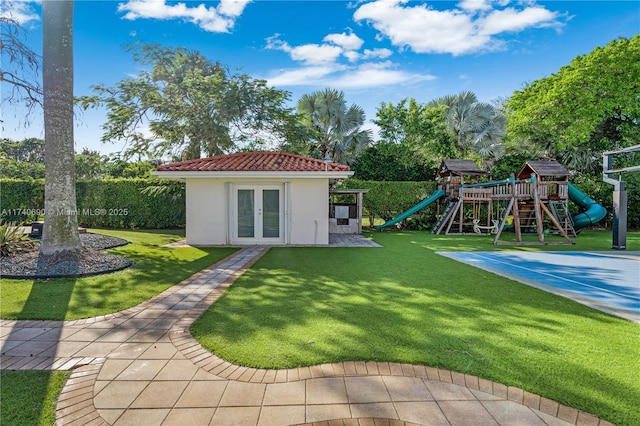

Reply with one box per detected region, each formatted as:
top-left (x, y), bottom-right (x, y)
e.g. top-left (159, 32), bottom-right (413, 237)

top-left (0, 233), bottom-right (134, 279)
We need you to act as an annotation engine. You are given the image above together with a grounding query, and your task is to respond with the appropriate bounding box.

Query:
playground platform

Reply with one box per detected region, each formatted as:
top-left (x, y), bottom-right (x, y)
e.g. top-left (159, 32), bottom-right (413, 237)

top-left (438, 251), bottom-right (640, 323)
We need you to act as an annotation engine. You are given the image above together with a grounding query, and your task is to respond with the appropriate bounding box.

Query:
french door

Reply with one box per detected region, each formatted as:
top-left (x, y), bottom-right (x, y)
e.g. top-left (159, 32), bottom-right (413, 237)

top-left (235, 185), bottom-right (283, 244)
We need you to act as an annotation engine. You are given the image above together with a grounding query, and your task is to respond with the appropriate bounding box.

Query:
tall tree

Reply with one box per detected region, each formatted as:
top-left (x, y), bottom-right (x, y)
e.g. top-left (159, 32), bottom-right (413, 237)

top-left (506, 36), bottom-right (640, 174)
top-left (297, 88), bottom-right (373, 164)
top-left (0, 137), bottom-right (45, 162)
top-left (41, 0), bottom-right (81, 258)
top-left (374, 98), bottom-right (457, 161)
top-left (82, 44), bottom-right (294, 159)
top-left (75, 148), bottom-right (107, 179)
top-left (431, 91), bottom-right (506, 164)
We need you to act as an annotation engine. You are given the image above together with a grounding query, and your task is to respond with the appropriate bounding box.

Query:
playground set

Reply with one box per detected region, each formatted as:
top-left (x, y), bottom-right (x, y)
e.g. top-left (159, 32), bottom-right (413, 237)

top-left (377, 159), bottom-right (608, 245)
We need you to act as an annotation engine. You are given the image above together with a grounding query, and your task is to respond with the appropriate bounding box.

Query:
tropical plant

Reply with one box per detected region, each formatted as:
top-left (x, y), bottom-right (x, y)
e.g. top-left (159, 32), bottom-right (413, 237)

top-left (431, 91), bottom-right (506, 164)
top-left (0, 222), bottom-right (36, 257)
top-left (297, 88), bottom-right (373, 164)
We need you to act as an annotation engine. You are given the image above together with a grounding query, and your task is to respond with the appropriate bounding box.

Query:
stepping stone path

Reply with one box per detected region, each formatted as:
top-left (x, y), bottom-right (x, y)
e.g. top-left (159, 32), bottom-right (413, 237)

top-left (1, 247), bottom-right (612, 425)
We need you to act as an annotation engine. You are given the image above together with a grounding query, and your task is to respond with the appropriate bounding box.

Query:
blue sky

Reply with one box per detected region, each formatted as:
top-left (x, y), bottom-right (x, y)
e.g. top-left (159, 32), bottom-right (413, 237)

top-left (3, 0), bottom-right (639, 156)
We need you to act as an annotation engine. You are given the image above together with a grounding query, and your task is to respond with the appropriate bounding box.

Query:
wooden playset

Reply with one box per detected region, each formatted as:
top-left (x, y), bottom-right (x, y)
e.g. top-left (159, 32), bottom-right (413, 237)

top-left (432, 160), bottom-right (580, 245)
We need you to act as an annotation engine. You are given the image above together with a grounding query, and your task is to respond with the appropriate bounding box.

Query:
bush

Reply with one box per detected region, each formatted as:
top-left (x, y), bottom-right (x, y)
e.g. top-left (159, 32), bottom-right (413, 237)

top-left (1, 178), bottom-right (185, 229)
top-left (340, 179), bottom-right (437, 229)
top-left (0, 222), bottom-right (36, 256)
top-left (351, 143), bottom-right (437, 181)
top-left (0, 179), bottom-right (46, 223)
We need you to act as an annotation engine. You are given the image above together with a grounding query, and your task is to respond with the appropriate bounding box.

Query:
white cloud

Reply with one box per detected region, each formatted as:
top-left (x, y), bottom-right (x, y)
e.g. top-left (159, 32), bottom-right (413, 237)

top-left (458, 0), bottom-right (491, 12)
top-left (331, 62), bottom-right (436, 89)
top-left (264, 26), bottom-right (432, 91)
top-left (362, 48), bottom-right (393, 60)
top-left (290, 43), bottom-right (344, 65)
top-left (217, 0), bottom-right (250, 18)
top-left (480, 6), bottom-right (560, 35)
top-left (323, 32), bottom-right (364, 50)
top-left (1, 0), bottom-right (40, 25)
top-left (266, 65), bottom-right (346, 87)
top-left (266, 35), bottom-right (344, 65)
top-left (353, 0), bottom-right (563, 55)
top-left (118, 0), bottom-right (250, 33)
top-left (266, 61), bottom-right (434, 90)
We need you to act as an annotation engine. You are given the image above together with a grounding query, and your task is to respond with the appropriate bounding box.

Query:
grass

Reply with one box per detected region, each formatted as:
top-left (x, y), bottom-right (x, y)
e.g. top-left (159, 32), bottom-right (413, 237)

top-left (0, 228), bottom-right (237, 320)
top-left (192, 230), bottom-right (640, 426)
top-left (0, 370), bottom-right (69, 426)
top-left (0, 229), bottom-right (236, 426)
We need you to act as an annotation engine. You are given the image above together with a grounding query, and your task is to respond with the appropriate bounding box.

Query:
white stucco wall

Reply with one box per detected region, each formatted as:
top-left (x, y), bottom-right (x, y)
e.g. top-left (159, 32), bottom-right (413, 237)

top-left (287, 178), bottom-right (330, 245)
top-left (185, 179), bottom-right (227, 245)
top-left (184, 177), bottom-right (330, 246)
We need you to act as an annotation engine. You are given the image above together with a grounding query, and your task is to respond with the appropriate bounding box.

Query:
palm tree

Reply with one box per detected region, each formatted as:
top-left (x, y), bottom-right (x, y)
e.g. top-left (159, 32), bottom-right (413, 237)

top-left (297, 88), bottom-right (373, 164)
top-left (431, 91), bottom-right (505, 164)
top-left (41, 0), bottom-right (81, 258)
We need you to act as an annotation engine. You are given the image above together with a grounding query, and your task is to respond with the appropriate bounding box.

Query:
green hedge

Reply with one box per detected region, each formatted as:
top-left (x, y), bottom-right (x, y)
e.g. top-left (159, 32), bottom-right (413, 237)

top-left (0, 179), bottom-right (45, 223)
top-left (339, 179), bottom-right (438, 229)
top-left (1, 178), bottom-right (185, 228)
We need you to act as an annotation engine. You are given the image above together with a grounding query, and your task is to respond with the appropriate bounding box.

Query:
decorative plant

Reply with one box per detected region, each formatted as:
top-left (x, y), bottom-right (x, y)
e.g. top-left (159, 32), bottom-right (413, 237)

top-left (0, 221), bottom-right (37, 257)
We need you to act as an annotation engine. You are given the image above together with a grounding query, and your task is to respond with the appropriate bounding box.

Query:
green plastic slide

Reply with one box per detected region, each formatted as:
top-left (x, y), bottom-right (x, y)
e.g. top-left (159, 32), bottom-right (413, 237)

top-left (376, 189), bottom-right (446, 230)
top-left (568, 183), bottom-right (607, 230)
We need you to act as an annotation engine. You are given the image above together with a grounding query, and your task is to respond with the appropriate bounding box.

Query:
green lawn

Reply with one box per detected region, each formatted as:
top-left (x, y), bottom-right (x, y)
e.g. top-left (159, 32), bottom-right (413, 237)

top-left (192, 230), bottom-right (640, 426)
top-left (0, 229), bottom-right (237, 320)
top-left (0, 370), bottom-right (68, 426)
top-left (0, 229), bottom-right (236, 426)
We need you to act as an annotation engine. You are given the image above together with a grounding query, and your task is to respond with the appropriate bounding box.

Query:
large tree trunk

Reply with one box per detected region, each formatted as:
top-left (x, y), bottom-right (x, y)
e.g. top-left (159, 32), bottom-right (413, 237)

top-left (41, 0), bottom-right (80, 258)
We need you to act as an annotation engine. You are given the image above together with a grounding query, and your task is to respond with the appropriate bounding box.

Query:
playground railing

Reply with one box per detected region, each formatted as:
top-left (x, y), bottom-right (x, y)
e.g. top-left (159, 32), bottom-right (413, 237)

top-left (538, 181), bottom-right (569, 200)
top-left (460, 187), bottom-right (493, 201)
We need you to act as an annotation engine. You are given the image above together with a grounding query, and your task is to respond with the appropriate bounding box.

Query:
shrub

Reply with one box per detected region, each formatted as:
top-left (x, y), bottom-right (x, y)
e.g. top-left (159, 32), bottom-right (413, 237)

top-left (1, 178), bottom-right (185, 229)
top-left (340, 179), bottom-right (437, 229)
top-left (0, 222), bottom-right (36, 257)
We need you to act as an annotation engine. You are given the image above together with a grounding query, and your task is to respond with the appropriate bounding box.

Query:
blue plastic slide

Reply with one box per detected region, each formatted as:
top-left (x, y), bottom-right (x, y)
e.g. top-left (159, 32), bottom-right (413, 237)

top-left (376, 189), bottom-right (446, 230)
top-left (568, 183), bottom-right (607, 231)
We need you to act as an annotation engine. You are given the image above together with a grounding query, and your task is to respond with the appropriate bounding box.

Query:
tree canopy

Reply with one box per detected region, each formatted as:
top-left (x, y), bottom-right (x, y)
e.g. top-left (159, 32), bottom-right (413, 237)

top-left (351, 142), bottom-right (436, 181)
top-left (81, 44), bottom-right (295, 160)
top-left (296, 88), bottom-right (373, 164)
top-left (374, 98), bottom-right (457, 161)
top-left (505, 35), bottom-right (640, 172)
top-left (430, 91), bottom-right (506, 164)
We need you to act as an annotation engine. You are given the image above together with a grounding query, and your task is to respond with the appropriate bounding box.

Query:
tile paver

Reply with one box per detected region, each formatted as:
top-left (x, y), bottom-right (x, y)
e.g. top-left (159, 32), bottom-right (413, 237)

top-left (0, 245), bottom-right (613, 425)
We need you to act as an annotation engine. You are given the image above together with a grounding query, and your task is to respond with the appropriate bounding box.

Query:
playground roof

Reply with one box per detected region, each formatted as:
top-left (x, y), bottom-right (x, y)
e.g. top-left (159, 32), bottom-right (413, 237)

top-left (517, 161), bottom-right (570, 179)
top-left (438, 160), bottom-right (489, 177)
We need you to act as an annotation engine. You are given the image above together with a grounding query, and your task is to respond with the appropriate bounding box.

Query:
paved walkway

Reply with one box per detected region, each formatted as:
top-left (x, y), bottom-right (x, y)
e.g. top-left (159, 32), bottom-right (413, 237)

top-left (1, 248), bottom-right (611, 426)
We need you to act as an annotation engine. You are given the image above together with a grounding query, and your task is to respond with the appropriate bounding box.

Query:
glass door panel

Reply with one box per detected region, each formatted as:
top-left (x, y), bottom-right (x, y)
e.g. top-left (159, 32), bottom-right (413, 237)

top-left (262, 189), bottom-right (280, 238)
top-left (237, 189), bottom-right (255, 238)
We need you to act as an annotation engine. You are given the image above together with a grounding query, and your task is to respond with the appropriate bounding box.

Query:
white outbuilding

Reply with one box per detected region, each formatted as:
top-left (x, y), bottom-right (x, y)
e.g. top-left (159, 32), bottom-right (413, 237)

top-left (152, 151), bottom-right (354, 246)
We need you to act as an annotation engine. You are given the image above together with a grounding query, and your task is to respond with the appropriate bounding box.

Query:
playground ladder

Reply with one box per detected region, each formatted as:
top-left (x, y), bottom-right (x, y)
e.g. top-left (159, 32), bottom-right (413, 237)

top-left (549, 201), bottom-right (577, 237)
top-left (432, 200), bottom-right (460, 234)
top-left (515, 200), bottom-right (538, 233)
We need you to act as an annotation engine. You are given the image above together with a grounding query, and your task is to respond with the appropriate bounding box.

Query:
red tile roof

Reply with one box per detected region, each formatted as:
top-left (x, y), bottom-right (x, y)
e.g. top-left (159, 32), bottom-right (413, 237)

top-left (157, 152), bottom-right (351, 173)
